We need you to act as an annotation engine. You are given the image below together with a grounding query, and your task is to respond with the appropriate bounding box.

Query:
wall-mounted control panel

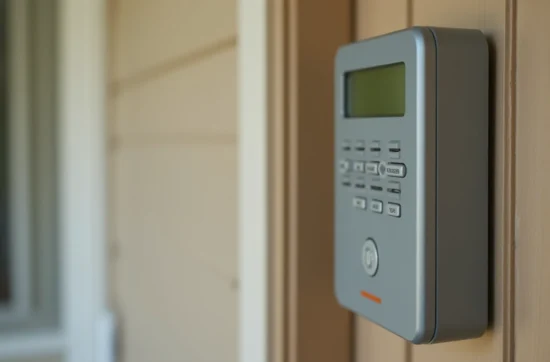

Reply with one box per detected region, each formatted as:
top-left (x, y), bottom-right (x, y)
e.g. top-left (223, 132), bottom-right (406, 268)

top-left (334, 27), bottom-right (488, 344)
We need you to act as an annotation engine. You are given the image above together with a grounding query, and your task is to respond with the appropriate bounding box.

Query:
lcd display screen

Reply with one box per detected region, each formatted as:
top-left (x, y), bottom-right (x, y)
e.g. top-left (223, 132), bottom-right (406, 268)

top-left (345, 62), bottom-right (405, 117)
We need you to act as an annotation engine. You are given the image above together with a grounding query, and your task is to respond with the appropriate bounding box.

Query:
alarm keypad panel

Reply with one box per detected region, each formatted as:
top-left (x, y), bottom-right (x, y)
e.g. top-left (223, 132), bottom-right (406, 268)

top-left (334, 27), bottom-right (488, 345)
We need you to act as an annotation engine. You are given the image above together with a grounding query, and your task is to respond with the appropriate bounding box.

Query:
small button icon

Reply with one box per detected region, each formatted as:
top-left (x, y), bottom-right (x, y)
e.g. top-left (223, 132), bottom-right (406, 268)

top-left (362, 239), bottom-right (379, 276)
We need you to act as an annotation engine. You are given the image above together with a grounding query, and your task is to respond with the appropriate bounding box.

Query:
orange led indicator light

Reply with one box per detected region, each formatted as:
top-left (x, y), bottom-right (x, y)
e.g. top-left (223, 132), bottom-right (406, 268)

top-left (360, 290), bottom-right (382, 304)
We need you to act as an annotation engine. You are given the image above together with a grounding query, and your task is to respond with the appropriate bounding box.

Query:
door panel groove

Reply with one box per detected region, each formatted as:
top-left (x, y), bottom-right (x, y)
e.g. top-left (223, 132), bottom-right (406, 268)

top-left (503, 0), bottom-right (517, 361)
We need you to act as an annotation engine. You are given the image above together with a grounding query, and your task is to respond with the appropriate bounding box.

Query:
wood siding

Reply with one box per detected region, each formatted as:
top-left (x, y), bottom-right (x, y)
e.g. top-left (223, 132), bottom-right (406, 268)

top-left (272, 0), bottom-right (544, 361)
top-left (108, 1), bottom-right (238, 362)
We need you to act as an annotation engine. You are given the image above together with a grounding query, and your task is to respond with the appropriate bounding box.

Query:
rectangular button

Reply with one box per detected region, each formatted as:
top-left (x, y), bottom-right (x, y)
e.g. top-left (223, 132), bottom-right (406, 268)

top-left (386, 203), bottom-right (401, 217)
top-left (365, 161), bottom-right (379, 175)
top-left (353, 161), bottom-right (365, 173)
top-left (387, 181), bottom-right (401, 199)
top-left (342, 140), bottom-right (351, 151)
top-left (369, 200), bottom-right (383, 213)
top-left (385, 163), bottom-right (406, 178)
top-left (355, 140), bottom-right (366, 152)
top-left (354, 176), bottom-right (366, 189)
top-left (370, 141), bottom-right (381, 157)
top-left (353, 197), bottom-right (367, 209)
top-left (370, 185), bottom-right (383, 192)
top-left (342, 176), bottom-right (351, 187)
top-left (388, 141), bottom-right (401, 159)
top-left (388, 141), bottom-right (400, 151)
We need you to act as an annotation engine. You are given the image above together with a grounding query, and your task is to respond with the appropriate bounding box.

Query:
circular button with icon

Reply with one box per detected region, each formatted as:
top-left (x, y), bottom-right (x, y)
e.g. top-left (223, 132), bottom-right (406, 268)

top-left (362, 238), bottom-right (379, 276)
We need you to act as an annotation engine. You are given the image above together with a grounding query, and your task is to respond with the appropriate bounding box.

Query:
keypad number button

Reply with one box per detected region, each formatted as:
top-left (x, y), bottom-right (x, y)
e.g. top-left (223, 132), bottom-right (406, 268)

top-left (369, 200), bottom-right (383, 214)
top-left (353, 197), bottom-right (367, 210)
top-left (353, 161), bottom-right (365, 173)
top-left (387, 203), bottom-right (401, 217)
top-left (365, 161), bottom-right (380, 175)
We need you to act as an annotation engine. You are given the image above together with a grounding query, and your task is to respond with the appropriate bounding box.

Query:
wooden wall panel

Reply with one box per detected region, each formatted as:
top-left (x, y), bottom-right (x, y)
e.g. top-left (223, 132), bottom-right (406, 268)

top-left (411, 1), bottom-right (509, 362)
top-left (515, 0), bottom-right (550, 361)
top-left (354, 1), bottom-right (409, 361)
top-left (355, 0), bottom-right (409, 39)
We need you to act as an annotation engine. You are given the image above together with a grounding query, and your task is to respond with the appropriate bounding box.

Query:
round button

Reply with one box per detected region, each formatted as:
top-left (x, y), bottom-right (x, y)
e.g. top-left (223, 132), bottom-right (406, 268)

top-left (339, 159), bottom-right (351, 173)
top-left (362, 239), bottom-right (379, 276)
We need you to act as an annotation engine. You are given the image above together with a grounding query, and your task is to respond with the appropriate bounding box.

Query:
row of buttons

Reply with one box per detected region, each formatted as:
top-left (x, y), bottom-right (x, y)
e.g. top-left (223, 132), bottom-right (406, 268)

top-left (352, 197), bottom-right (401, 217)
top-left (340, 160), bottom-right (407, 178)
top-left (342, 140), bottom-right (401, 159)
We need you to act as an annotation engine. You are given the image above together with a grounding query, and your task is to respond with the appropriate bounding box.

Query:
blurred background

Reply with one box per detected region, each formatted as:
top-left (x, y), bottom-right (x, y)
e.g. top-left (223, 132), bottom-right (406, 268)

top-left (0, 0), bottom-right (239, 361)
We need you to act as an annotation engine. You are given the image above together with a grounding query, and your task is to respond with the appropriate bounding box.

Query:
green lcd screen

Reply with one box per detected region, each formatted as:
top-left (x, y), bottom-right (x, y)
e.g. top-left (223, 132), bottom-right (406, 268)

top-left (345, 62), bottom-right (405, 117)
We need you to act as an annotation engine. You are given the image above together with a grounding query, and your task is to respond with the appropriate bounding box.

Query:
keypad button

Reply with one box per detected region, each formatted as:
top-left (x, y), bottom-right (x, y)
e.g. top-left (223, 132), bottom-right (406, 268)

top-left (385, 163), bottom-right (406, 178)
top-left (339, 159), bottom-right (351, 173)
top-left (386, 203), bottom-right (401, 217)
top-left (341, 177), bottom-right (351, 187)
top-left (352, 197), bottom-right (367, 209)
top-left (387, 181), bottom-right (401, 199)
top-left (365, 161), bottom-right (379, 175)
top-left (369, 200), bottom-right (383, 213)
top-left (362, 239), bottom-right (379, 276)
top-left (354, 176), bottom-right (366, 189)
top-left (388, 141), bottom-right (401, 159)
top-left (369, 141), bottom-right (381, 157)
top-left (355, 140), bottom-right (366, 152)
top-left (342, 140), bottom-right (352, 151)
top-left (353, 161), bottom-right (365, 173)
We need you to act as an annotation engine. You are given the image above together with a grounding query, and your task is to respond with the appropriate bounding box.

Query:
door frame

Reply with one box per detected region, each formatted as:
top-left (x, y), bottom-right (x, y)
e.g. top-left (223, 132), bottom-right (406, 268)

top-left (238, 1), bottom-right (353, 362)
top-left (0, 0), bottom-right (110, 361)
top-left (238, 1), bottom-right (269, 362)
top-left (59, 0), bottom-right (111, 361)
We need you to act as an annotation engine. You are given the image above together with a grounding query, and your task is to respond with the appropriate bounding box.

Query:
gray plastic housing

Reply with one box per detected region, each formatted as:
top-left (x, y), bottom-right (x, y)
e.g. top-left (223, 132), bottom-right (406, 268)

top-left (334, 27), bottom-right (488, 344)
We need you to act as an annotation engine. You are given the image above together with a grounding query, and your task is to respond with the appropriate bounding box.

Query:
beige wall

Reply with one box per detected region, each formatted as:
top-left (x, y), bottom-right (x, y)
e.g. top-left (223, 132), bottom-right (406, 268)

top-left (108, 1), bottom-right (238, 362)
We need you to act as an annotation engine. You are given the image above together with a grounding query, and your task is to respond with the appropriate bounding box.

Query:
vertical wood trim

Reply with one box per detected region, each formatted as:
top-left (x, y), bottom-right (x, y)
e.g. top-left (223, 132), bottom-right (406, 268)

top-left (268, 0), bottom-right (288, 361)
top-left (514, 0), bottom-right (550, 360)
top-left (287, 1), bottom-right (354, 359)
top-left (268, 1), bottom-right (354, 362)
top-left (503, 1), bottom-right (517, 361)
